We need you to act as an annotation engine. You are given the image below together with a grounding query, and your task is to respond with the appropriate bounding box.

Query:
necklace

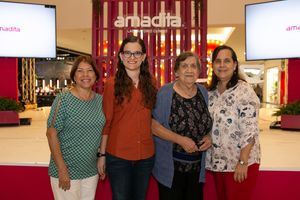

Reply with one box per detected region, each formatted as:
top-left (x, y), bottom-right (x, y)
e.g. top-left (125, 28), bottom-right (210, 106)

top-left (133, 80), bottom-right (139, 87)
top-left (176, 82), bottom-right (196, 98)
top-left (74, 87), bottom-right (93, 101)
top-left (131, 77), bottom-right (139, 88)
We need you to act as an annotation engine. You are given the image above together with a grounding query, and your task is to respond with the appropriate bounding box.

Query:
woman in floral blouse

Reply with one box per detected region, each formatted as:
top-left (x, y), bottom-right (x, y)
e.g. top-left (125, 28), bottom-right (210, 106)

top-left (206, 45), bottom-right (261, 200)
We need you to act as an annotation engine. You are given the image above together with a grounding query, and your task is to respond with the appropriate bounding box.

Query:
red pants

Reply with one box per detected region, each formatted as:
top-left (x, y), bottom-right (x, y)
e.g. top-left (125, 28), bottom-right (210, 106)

top-left (211, 163), bottom-right (259, 200)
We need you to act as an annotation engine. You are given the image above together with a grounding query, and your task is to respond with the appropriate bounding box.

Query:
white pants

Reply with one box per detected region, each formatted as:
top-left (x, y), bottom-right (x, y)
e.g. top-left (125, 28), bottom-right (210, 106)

top-left (50, 174), bottom-right (99, 200)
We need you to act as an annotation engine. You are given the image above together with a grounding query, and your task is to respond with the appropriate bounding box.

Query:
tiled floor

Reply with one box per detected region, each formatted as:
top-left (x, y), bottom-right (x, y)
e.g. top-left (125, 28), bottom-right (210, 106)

top-left (258, 107), bottom-right (300, 170)
top-left (1, 106), bottom-right (300, 170)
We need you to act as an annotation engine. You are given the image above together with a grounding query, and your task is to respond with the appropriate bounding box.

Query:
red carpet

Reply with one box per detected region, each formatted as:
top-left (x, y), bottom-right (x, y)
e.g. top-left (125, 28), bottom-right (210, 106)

top-left (0, 165), bottom-right (299, 200)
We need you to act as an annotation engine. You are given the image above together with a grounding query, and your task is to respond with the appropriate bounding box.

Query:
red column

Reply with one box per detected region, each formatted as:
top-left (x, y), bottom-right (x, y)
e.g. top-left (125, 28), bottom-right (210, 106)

top-left (280, 70), bottom-right (285, 104)
top-left (287, 59), bottom-right (300, 103)
top-left (200, 0), bottom-right (207, 79)
top-left (0, 58), bottom-right (18, 100)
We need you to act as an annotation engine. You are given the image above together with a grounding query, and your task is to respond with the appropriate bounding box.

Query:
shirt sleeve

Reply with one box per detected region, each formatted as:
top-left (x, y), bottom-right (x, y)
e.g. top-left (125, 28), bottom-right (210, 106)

top-left (237, 83), bottom-right (260, 149)
top-left (102, 79), bottom-right (115, 136)
top-left (47, 93), bottom-right (66, 133)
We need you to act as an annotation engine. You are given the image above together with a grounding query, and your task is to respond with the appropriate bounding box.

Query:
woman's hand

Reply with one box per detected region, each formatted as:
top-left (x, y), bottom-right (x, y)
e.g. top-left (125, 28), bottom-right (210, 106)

top-left (58, 167), bottom-right (71, 191)
top-left (234, 163), bottom-right (248, 183)
top-left (177, 135), bottom-right (198, 153)
top-left (234, 140), bottom-right (254, 182)
top-left (97, 157), bottom-right (106, 180)
top-left (198, 135), bottom-right (212, 151)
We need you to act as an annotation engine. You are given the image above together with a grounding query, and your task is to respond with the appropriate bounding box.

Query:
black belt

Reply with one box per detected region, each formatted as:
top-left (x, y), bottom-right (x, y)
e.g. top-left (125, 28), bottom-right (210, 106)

top-left (173, 151), bottom-right (202, 162)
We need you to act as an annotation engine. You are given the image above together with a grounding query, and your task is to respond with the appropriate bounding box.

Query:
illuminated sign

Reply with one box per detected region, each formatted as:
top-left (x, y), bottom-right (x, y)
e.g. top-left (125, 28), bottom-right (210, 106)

top-left (114, 12), bottom-right (181, 28)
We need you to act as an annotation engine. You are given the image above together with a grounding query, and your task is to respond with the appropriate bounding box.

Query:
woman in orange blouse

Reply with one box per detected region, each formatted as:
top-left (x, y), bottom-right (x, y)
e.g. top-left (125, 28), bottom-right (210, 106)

top-left (97, 35), bottom-right (157, 200)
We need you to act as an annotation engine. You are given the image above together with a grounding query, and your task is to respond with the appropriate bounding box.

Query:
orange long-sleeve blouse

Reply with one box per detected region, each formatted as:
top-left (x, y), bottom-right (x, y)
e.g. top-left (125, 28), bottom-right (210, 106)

top-left (102, 77), bottom-right (154, 160)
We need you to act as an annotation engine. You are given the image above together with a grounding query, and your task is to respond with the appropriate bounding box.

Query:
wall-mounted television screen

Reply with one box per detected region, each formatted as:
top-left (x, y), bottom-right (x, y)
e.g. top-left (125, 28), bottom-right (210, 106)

top-left (0, 1), bottom-right (56, 58)
top-left (245, 0), bottom-right (300, 61)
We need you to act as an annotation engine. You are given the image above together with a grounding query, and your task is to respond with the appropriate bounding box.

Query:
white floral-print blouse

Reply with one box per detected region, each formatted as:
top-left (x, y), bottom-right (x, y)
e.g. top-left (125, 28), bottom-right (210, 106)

top-left (206, 81), bottom-right (261, 172)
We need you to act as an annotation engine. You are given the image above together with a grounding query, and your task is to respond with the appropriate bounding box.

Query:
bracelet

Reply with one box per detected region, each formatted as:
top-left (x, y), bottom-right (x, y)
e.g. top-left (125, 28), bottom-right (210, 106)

top-left (97, 152), bottom-right (106, 158)
top-left (238, 159), bottom-right (248, 166)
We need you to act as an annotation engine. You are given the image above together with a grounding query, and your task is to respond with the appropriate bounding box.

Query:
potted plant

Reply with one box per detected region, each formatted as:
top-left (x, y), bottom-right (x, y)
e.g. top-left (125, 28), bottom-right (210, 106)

top-left (273, 101), bottom-right (300, 130)
top-left (0, 97), bottom-right (24, 125)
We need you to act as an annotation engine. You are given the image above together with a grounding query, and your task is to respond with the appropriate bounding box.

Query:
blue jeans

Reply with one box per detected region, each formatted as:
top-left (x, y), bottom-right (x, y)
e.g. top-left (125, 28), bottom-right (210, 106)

top-left (106, 153), bottom-right (154, 200)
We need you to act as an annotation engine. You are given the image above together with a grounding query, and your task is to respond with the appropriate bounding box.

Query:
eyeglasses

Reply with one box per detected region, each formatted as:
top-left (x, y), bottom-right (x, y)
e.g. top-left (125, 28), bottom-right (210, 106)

top-left (122, 51), bottom-right (144, 58)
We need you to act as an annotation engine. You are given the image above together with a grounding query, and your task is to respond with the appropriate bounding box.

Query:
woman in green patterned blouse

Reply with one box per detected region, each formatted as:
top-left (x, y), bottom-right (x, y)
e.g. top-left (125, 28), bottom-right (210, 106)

top-left (46, 56), bottom-right (106, 199)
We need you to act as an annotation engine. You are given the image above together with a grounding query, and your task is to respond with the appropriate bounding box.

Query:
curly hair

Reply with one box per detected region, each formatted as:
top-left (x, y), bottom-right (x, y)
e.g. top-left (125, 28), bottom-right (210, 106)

top-left (114, 35), bottom-right (157, 109)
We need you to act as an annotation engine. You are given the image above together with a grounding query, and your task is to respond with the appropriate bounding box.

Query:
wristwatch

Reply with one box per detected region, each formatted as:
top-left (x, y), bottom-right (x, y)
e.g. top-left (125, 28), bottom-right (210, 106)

top-left (238, 159), bottom-right (247, 166)
top-left (97, 152), bottom-right (106, 158)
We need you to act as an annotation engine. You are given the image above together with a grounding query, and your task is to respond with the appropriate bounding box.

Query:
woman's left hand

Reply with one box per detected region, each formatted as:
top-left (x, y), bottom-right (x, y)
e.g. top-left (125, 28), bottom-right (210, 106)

top-left (234, 163), bottom-right (248, 183)
top-left (198, 135), bottom-right (212, 151)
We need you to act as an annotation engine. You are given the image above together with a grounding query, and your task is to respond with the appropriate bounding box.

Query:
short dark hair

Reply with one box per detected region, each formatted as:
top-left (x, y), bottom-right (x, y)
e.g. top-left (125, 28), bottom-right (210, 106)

top-left (174, 51), bottom-right (201, 73)
top-left (208, 45), bottom-right (243, 91)
top-left (70, 55), bottom-right (99, 82)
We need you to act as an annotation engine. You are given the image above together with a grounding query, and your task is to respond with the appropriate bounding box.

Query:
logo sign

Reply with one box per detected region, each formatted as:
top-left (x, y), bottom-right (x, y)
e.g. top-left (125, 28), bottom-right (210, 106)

top-left (0, 26), bottom-right (21, 32)
top-left (286, 25), bottom-right (300, 31)
top-left (114, 12), bottom-right (181, 28)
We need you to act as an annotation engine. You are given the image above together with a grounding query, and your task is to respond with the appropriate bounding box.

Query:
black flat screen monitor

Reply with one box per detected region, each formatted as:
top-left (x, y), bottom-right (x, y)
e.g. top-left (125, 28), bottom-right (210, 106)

top-left (0, 1), bottom-right (56, 58)
top-left (245, 0), bottom-right (300, 61)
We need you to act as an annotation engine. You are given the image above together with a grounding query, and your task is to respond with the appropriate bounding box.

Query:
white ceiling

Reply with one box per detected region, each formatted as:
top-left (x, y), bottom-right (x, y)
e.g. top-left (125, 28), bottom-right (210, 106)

top-left (12, 0), bottom-right (271, 63)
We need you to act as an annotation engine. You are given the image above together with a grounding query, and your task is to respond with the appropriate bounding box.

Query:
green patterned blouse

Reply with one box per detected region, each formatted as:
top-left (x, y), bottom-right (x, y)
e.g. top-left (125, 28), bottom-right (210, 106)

top-left (47, 91), bottom-right (105, 180)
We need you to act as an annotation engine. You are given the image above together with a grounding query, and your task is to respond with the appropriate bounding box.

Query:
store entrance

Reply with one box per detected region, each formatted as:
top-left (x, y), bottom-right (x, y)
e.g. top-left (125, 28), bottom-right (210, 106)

top-left (266, 67), bottom-right (279, 105)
